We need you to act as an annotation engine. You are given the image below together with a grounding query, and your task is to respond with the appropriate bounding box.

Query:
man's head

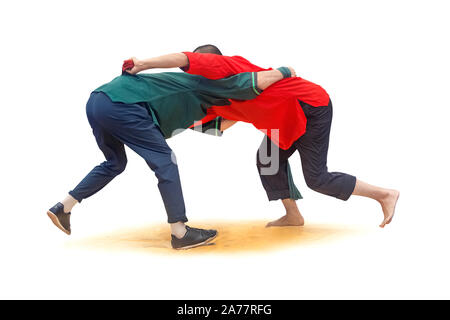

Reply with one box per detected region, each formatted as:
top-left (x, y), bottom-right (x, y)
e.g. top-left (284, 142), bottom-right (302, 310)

top-left (193, 44), bottom-right (223, 55)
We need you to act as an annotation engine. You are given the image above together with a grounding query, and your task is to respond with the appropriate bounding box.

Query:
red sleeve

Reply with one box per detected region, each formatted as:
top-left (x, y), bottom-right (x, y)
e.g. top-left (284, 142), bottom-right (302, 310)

top-left (182, 52), bottom-right (269, 79)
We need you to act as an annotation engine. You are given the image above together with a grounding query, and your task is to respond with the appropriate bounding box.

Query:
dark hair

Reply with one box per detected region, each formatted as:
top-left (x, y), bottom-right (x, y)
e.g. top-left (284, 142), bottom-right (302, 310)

top-left (193, 44), bottom-right (223, 55)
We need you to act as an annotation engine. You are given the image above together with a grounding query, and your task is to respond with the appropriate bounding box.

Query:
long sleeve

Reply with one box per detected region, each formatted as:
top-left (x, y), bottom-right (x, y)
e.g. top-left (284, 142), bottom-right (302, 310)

top-left (190, 116), bottom-right (223, 137)
top-left (196, 72), bottom-right (263, 102)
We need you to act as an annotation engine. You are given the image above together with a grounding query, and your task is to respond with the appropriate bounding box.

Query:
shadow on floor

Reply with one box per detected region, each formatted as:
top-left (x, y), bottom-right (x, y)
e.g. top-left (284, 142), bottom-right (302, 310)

top-left (69, 220), bottom-right (363, 255)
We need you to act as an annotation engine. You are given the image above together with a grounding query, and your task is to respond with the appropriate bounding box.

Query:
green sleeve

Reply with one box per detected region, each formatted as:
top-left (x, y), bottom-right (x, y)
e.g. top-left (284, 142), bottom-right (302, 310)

top-left (196, 72), bottom-right (262, 101)
top-left (190, 117), bottom-right (223, 137)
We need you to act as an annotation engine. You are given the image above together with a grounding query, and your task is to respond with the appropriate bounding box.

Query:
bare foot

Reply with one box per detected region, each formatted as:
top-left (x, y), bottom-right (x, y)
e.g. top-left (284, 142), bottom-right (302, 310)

top-left (266, 214), bottom-right (304, 228)
top-left (379, 189), bottom-right (400, 228)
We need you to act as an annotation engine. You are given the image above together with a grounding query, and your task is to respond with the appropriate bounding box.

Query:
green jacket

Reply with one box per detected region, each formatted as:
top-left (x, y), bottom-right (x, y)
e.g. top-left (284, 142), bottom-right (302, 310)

top-left (94, 71), bottom-right (261, 138)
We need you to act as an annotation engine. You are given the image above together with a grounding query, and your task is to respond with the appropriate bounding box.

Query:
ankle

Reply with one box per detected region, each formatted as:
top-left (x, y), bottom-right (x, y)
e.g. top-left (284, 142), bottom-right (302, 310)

top-left (285, 210), bottom-right (298, 218)
top-left (170, 222), bottom-right (187, 239)
top-left (378, 189), bottom-right (394, 202)
top-left (61, 195), bottom-right (78, 213)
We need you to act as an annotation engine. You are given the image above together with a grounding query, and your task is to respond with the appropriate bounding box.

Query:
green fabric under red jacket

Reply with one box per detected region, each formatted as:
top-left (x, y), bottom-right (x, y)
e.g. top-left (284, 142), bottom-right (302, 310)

top-left (183, 52), bottom-right (330, 150)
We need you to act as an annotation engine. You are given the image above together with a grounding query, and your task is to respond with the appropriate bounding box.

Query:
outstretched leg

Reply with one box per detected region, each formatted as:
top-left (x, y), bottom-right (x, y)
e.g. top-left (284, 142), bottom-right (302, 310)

top-left (68, 93), bottom-right (129, 203)
top-left (297, 99), bottom-right (399, 228)
top-left (92, 93), bottom-right (218, 248)
top-left (47, 93), bottom-right (128, 234)
top-left (89, 92), bottom-right (187, 226)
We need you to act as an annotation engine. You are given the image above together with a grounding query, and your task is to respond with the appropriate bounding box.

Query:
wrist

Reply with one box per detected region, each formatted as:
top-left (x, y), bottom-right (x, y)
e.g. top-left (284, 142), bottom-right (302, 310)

top-left (276, 67), bottom-right (291, 79)
top-left (139, 59), bottom-right (152, 71)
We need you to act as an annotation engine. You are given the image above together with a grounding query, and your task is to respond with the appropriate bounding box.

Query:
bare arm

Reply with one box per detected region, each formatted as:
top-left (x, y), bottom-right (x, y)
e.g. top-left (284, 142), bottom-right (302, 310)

top-left (125, 53), bottom-right (188, 74)
top-left (125, 54), bottom-right (295, 83)
top-left (256, 69), bottom-right (291, 90)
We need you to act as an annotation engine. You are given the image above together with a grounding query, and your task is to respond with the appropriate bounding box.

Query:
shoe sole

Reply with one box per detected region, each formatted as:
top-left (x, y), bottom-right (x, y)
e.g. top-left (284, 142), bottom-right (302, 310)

top-left (173, 232), bottom-right (218, 250)
top-left (47, 210), bottom-right (71, 235)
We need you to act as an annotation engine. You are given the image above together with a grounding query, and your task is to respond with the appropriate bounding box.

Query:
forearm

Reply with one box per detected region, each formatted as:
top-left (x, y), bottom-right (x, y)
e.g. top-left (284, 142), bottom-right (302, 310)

top-left (135, 53), bottom-right (188, 71)
top-left (256, 70), bottom-right (284, 90)
top-left (256, 66), bottom-right (294, 90)
top-left (197, 68), bottom-right (292, 102)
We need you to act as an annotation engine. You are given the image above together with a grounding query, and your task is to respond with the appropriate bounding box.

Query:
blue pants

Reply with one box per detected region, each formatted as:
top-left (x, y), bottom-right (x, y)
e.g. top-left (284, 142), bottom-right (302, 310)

top-left (69, 92), bottom-right (187, 223)
top-left (257, 99), bottom-right (356, 201)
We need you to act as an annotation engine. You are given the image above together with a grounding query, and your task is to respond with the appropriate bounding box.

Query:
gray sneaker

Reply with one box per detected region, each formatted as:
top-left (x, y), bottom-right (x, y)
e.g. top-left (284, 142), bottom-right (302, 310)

top-left (47, 202), bottom-right (71, 235)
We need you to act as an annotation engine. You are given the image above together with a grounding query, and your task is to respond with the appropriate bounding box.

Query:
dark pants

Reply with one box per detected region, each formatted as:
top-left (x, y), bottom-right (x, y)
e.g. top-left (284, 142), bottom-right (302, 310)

top-left (257, 100), bottom-right (356, 201)
top-left (69, 92), bottom-right (187, 223)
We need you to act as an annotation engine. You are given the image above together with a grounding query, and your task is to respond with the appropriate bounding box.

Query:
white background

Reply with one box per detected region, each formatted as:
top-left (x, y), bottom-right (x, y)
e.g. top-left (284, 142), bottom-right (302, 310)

top-left (1, 0), bottom-right (449, 299)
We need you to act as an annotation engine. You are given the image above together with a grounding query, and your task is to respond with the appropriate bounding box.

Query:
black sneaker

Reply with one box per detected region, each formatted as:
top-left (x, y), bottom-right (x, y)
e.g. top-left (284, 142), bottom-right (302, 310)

top-left (171, 226), bottom-right (217, 250)
top-left (47, 202), bottom-right (71, 235)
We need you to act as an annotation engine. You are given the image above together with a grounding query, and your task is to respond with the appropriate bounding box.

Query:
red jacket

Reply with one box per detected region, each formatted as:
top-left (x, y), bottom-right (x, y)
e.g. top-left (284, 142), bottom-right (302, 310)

top-left (183, 52), bottom-right (330, 150)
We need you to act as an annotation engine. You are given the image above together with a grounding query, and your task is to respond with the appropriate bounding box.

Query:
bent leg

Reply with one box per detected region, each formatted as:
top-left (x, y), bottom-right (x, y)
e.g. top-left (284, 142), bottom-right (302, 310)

top-left (92, 92), bottom-right (187, 224)
top-left (298, 100), bottom-right (399, 227)
top-left (296, 100), bottom-right (356, 200)
top-left (69, 93), bottom-right (128, 203)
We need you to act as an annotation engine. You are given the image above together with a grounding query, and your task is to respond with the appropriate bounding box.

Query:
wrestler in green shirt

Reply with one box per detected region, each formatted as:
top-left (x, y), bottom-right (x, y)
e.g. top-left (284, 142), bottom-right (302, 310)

top-left (46, 52), bottom-right (292, 250)
top-left (94, 71), bottom-right (262, 138)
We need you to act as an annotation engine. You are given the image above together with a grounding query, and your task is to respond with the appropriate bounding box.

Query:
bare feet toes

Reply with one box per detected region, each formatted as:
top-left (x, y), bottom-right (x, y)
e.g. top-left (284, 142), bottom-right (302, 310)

top-left (379, 190), bottom-right (400, 228)
top-left (266, 214), bottom-right (304, 228)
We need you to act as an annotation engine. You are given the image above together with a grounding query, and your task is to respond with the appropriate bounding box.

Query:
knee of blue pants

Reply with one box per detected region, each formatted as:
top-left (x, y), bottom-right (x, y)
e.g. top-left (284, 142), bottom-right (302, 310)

top-left (304, 174), bottom-right (326, 192)
top-left (304, 171), bottom-right (355, 200)
top-left (103, 158), bottom-right (128, 176)
top-left (152, 160), bottom-right (179, 184)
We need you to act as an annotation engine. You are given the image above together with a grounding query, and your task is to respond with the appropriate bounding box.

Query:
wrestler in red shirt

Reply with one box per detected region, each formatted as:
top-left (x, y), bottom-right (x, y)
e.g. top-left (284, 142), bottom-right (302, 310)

top-left (184, 51), bottom-right (329, 150)
top-left (123, 47), bottom-right (400, 229)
